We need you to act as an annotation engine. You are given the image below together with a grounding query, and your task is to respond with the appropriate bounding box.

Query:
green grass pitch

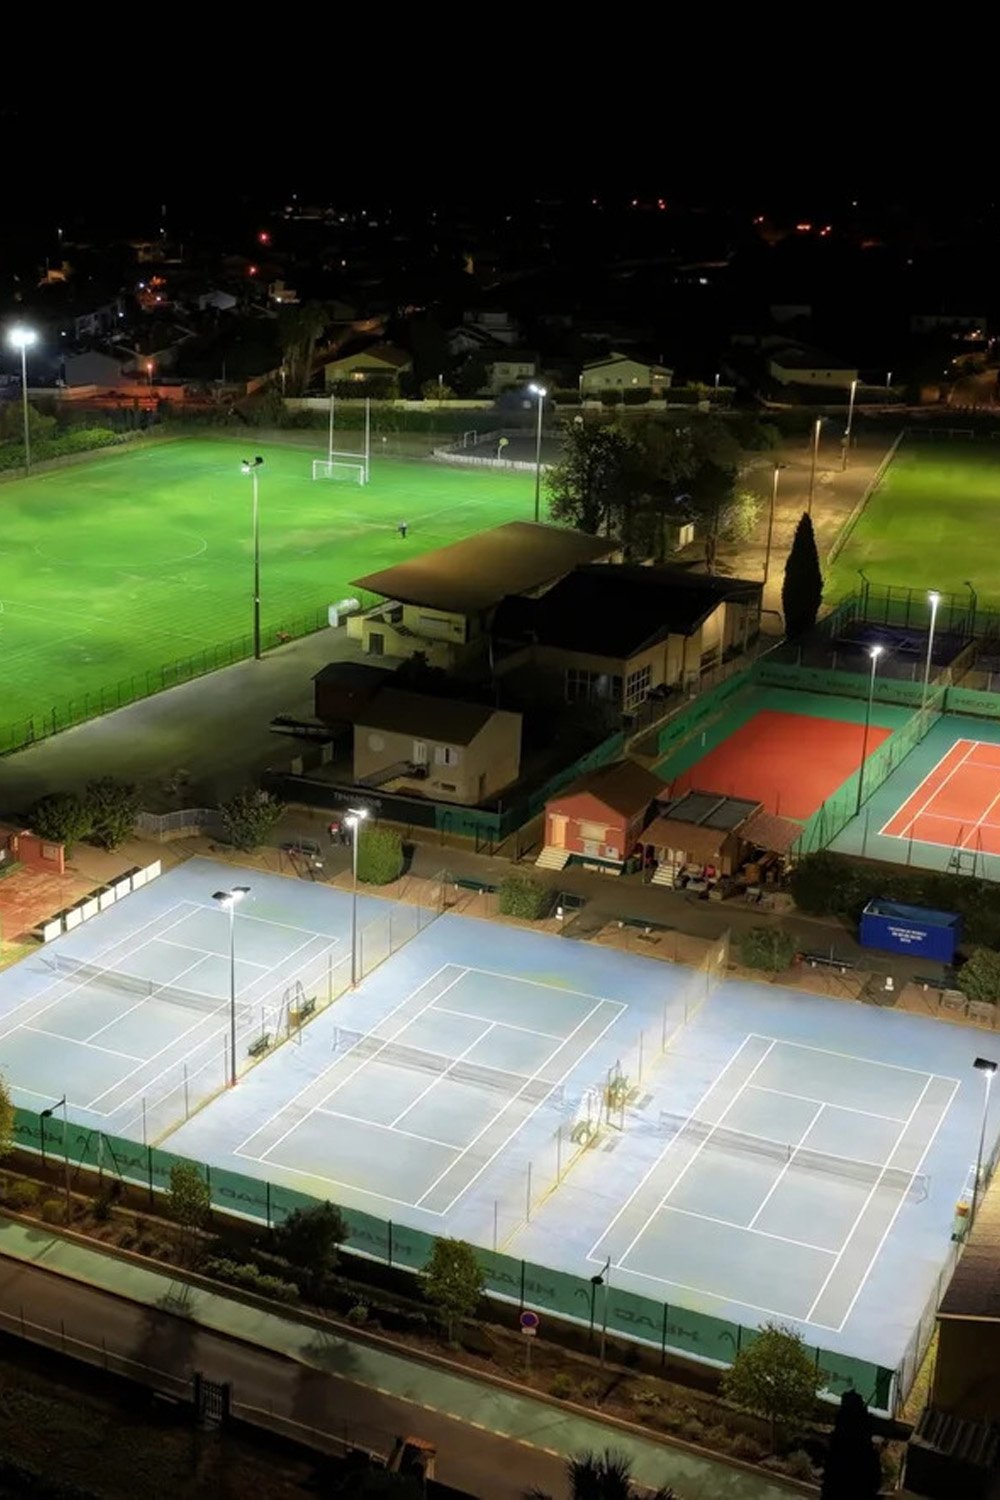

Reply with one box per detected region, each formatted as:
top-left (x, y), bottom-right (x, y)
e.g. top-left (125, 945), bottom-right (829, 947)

top-left (0, 435), bottom-right (534, 751)
top-left (826, 440), bottom-right (1000, 603)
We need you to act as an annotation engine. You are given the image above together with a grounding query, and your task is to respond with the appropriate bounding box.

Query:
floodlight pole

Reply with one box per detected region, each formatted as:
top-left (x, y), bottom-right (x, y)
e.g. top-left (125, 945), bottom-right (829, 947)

top-left (841, 378), bottom-right (858, 470)
top-left (807, 418), bottom-right (821, 516)
top-left (242, 458), bottom-right (264, 659)
top-left (856, 646), bottom-right (883, 814)
top-left (923, 591), bottom-right (940, 710)
top-left (529, 384), bottom-right (547, 523)
top-left (364, 396), bottom-right (371, 482)
top-left (214, 887), bottom-right (250, 1086)
top-left (347, 808), bottom-right (368, 985)
top-left (328, 391), bottom-right (335, 466)
top-left (972, 1058), bottom-right (997, 1225)
top-left (7, 327), bottom-right (37, 474)
top-left (764, 464), bottom-right (782, 585)
top-left (40, 1097), bottom-right (70, 1221)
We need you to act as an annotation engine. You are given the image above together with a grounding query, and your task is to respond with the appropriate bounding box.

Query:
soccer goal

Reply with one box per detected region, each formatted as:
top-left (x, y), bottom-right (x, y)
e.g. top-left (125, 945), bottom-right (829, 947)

top-left (312, 458), bottom-right (367, 484)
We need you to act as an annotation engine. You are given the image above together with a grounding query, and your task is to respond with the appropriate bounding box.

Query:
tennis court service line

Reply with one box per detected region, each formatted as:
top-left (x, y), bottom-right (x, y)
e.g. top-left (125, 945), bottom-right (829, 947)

top-left (314, 1105), bottom-right (459, 1153)
top-left (431, 1003), bottom-right (566, 1043)
top-left (156, 934), bottom-right (272, 970)
top-left (389, 1022), bottom-right (498, 1130)
top-left (747, 1084), bottom-right (905, 1124)
top-left (747, 1103), bottom-right (825, 1230)
top-left (22, 1024), bottom-right (143, 1063)
top-left (878, 738), bottom-right (977, 839)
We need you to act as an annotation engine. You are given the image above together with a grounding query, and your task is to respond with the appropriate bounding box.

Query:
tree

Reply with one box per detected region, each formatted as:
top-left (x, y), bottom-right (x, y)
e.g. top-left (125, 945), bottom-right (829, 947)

top-left (277, 302), bottom-right (329, 395)
top-left (781, 513), bottom-right (823, 639)
top-left (273, 1202), bottom-right (347, 1294)
top-left (357, 825), bottom-right (404, 884)
top-left (168, 1162), bottom-right (211, 1242)
top-left (424, 1237), bottom-right (484, 1340)
top-left (85, 778), bottom-right (139, 850)
top-left (219, 788), bottom-right (284, 851)
top-left (722, 1322), bottom-right (822, 1451)
top-left (719, 490), bottom-right (761, 544)
top-left (28, 791), bottom-right (92, 851)
top-left (546, 421), bottom-right (634, 537)
top-left (529, 1450), bottom-right (675, 1500)
top-left (0, 400), bottom-right (57, 447)
top-left (739, 928), bottom-right (796, 972)
top-left (957, 946), bottom-right (1000, 1004)
top-left (420, 377), bottom-right (456, 401)
top-left (0, 1075), bottom-right (15, 1163)
top-left (821, 1390), bottom-right (881, 1500)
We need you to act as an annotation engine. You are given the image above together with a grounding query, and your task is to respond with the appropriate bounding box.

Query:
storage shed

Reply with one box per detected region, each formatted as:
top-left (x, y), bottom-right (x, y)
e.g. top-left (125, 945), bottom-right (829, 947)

top-left (538, 760), bottom-right (662, 873)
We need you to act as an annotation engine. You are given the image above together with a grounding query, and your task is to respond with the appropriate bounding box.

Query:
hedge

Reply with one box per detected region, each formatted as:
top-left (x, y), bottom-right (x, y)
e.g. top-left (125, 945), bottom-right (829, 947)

top-left (738, 928), bottom-right (796, 972)
top-left (498, 874), bottom-right (551, 920)
top-left (356, 826), bottom-right (404, 885)
top-left (790, 852), bottom-right (1000, 948)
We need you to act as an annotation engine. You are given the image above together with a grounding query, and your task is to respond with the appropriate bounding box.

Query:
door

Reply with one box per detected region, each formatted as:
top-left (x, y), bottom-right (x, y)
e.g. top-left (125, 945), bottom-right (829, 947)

top-left (368, 632), bottom-right (384, 656)
top-left (548, 813), bottom-right (568, 848)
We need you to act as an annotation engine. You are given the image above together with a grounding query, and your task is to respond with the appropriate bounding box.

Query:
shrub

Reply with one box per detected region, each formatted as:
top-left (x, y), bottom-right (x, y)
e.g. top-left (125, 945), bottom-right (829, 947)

top-left (769, 1450), bottom-right (816, 1481)
top-left (28, 791), bottom-right (92, 850)
top-left (356, 826), bottom-right (404, 885)
top-left (730, 1433), bottom-right (768, 1461)
top-left (549, 1373), bottom-right (576, 1399)
top-left (40, 1198), bottom-right (66, 1224)
top-left (498, 874), bottom-right (551, 920)
top-left (6, 1180), bottom-right (40, 1211)
top-left (678, 1415), bottom-right (706, 1442)
top-left (630, 1384), bottom-right (663, 1408)
top-left (85, 777), bottom-right (139, 850)
top-left (219, 787), bottom-right (284, 851)
top-left (204, 1257), bottom-right (298, 1304)
top-left (345, 1303), bottom-right (369, 1325)
top-left (790, 853), bottom-right (1000, 947)
top-left (738, 928), bottom-right (796, 972)
top-left (957, 947), bottom-right (1000, 1004)
top-left (92, 1187), bottom-right (114, 1223)
top-left (578, 1378), bottom-right (601, 1400)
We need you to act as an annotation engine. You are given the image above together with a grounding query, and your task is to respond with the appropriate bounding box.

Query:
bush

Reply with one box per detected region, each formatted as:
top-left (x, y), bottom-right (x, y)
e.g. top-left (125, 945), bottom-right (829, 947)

top-left (205, 1257), bottom-right (299, 1304)
top-left (345, 1302), bottom-right (369, 1325)
top-left (219, 788), bottom-right (284, 852)
top-left (958, 947), bottom-right (1000, 1004)
top-left (549, 1373), bottom-right (577, 1399)
top-left (40, 1198), bottom-right (66, 1224)
top-left (92, 1187), bottom-right (114, 1223)
top-left (630, 1384), bottom-right (663, 1409)
top-left (739, 928), bottom-right (796, 972)
top-left (356, 826), bottom-right (404, 885)
top-left (790, 852), bottom-right (1000, 947)
top-left (730, 1433), bottom-right (768, 1461)
top-left (28, 791), bottom-right (92, 850)
top-left (6, 1180), bottom-right (40, 1211)
top-left (498, 874), bottom-right (551, 920)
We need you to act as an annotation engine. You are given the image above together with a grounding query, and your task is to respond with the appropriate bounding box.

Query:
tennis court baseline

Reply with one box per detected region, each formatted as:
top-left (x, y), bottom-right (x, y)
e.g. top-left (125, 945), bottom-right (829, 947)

top-left (236, 963), bottom-right (625, 1215)
top-left (591, 1033), bottom-right (957, 1331)
top-left (880, 738), bottom-right (1000, 853)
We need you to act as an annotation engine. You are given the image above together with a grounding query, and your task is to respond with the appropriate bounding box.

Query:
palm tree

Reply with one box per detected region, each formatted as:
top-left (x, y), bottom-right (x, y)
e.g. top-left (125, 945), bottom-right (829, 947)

top-left (527, 1448), bottom-right (676, 1500)
top-left (278, 301), bottom-right (329, 395)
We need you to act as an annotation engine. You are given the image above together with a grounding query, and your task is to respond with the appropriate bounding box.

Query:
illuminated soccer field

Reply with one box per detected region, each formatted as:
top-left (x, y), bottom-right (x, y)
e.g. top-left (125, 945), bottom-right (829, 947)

top-left (825, 439), bottom-right (1000, 603)
top-left (0, 436), bottom-right (531, 752)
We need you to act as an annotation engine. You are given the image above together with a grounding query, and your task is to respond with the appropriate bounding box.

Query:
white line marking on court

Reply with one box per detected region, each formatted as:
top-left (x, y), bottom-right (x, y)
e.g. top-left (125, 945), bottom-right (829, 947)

top-left (236, 964), bottom-right (463, 1159)
top-left (430, 999), bottom-right (628, 1215)
top-left (615, 1042), bottom-right (777, 1270)
top-left (959, 785), bottom-right (1000, 848)
top-left (389, 1024), bottom-right (497, 1130)
top-left (748, 1103), bottom-right (825, 1230)
top-left (82, 952), bottom-right (217, 1045)
top-left (878, 738), bottom-right (977, 839)
top-left (605, 1255), bottom-right (835, 1330)
top-left (22, 1025), bottom-right (144, 1062)
top-left (754, 1033), bottom-right (960, 1085)
top-left (747, 1084), bottom-right (905, 1123)
top-left (188, 901), bottom-right (343, 942)
top-left (830, 1075), bottom-right (960, 1332)
top-left (587, 1034), bottom-right (762, 1263)
top-left (461, 965), bottom-right (610, 1004)
top-left (156, 935), bottom-right (271, 969)
top-left (652, 1201), bottom-right (835, 1257)
top-left (805, 1074), bottom-right (934, 1324)
top-left (430, 1004), bottom-right (566, 1042)
top-left (313, 1106), bottom-right (461, 1155)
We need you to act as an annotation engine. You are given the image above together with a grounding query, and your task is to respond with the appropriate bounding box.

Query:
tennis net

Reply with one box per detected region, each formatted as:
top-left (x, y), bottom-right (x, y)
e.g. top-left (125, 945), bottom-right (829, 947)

top-left (659, 1111), bottom-right (928, 1197)
top-left (334, 1027), bottom-right (563, 1106)
top-left (50, 955), bottom-right (229, 1016)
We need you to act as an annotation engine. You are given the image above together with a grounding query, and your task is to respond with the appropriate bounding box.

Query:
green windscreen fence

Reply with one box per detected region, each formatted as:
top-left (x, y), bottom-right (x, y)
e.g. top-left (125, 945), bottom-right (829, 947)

top-left (656, 668), bottom-right (753, 758)
top-left (15, 1103), bottom-right (896, 1412)
top-left (752, 659), bottom-right (929, 707)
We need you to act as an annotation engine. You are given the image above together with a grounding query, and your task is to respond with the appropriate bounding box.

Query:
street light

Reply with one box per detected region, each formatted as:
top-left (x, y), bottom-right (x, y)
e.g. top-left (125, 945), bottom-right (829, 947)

top-left (212, 886), bottom-right (251, 1086)
top-left (40, 1096), bottom-right (70, 1223)
top-left (764, 463), bottom-right (785, 586)
top-left (242, 457), bottom-right (264, 659)
top-left (345, 807), bottom-right (369, 985)
top-left (807, 418), bottom-right (822, 516)
top-left (842, 378), bottom-right (859, 470)
top-left (923, 590), bottom-right (941, 710)
top-left (528, 383), bottom-right (547, 524)
top-left (856, 645), bottom-right (883, 814)
top-left (146, 360), bottom-right (154, 389)
top-left (590, 1257), bottom-right (612, 1366)
top-left (7, 325), bottom-right (37, 473)
top-left (972, 1057), bottom-right (998, 1225)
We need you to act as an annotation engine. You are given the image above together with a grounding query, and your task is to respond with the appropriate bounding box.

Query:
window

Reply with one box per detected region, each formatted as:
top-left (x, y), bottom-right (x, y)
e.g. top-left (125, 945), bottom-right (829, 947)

top-left (624, 664), bottom-right (652, 709)
top-left (412, 740), bottom-right (427, 764)
top-left (565, 667), bottom-right (622, 704)
top-left (434, 745), bottom-right (460, 767)
top-left (578, 820), bottom-right (609, 843)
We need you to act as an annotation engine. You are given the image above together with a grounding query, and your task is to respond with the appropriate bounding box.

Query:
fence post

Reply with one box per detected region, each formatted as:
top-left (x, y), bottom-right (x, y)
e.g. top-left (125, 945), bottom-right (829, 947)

top-left (266, 1180), bottom-right (271, 1228)
top-left (147, 1146), bottom-right (154, 1207)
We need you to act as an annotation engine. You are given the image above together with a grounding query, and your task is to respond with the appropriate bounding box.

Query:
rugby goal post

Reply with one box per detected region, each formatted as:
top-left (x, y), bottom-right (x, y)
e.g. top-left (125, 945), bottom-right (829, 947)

top-left (312, 458), bottom-right (367, 484)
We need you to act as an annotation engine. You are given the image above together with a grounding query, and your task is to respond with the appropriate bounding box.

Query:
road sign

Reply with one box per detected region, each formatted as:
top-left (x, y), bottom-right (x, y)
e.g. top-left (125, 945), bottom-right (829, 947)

top-left (520, 1310), bottom-right (540, 1335)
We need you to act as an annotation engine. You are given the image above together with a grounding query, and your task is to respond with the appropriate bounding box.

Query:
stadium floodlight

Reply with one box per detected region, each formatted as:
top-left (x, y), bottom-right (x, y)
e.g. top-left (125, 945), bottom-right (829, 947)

top-left (39, 1095), bottom-right (71, 1221)
top-left (528, 383), bottom-right (548, 524)
top-left (6, 325), bottom-right (37, 473)
top-left (972, 1058), bottom-right (998, 1224)
top-left (856, 645), bottom-right (884, 814)
top-left (807, 417), bottom-right (822, 516)
top-left (923, 591), bottom-right (941, 710)
top-left (842, 378), bottom-right (859, 470)
top-left (345, 808), bottom-right (369, 985)
top-left (213, 886), bottom-right (251, 1086)
top-left (241, 458), bottom-right (264, 659)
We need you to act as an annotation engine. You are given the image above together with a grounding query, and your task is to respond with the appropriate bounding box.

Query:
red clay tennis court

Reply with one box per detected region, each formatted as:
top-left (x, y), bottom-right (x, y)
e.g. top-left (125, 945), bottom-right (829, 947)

top-left (668, 709), bottom-right (892, 821)
top-left (880, 739), bottom-right (1000, 853)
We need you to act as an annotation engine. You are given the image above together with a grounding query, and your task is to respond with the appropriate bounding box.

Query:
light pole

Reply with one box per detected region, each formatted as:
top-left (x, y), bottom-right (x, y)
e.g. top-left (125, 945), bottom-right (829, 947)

top-left (345, 807), bottom-right (368, 985)
top-left (529, 383), bottom-right (547, 524)
top-left (972, 1057), bottom-right (997, 1225)
top-left (856, 645), bottom-right (883, 814)
top-left (807, 418), bottom-right (822, 516)
top-left (923, 590), bottom-right (941, 710)
top-left (590, 1257), bottom-right (612, 1367)
top-left (842, 378), bottom-right (859, 470)
top-left (40, 1096), bottom-right (70, 1222)
top-left (242, 457), bottom-right (264, 659)
top-left (146, 360), bottom-right (154, 390)
top-left (764, 463), bottom-right (784, 585)
top-left (7, 325), bottom-right (37, 473)
top-left (886, 370), bottom-right (893, 394)
top-left (213, 886), bottom-right (250, 1086)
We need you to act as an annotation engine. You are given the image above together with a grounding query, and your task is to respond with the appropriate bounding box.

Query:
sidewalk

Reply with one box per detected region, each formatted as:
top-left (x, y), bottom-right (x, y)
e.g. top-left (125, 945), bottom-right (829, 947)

top-left (0, 1216), bottom-right (805, 1500)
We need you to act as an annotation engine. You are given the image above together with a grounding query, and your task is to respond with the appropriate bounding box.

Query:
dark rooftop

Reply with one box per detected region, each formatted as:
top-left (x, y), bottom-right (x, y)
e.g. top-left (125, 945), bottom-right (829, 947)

top-left (355, 688), bottom-right (506, 746)
top-left (494, 565), bottom-right (762, 657)
top-left (354, 523), bottom-right (616, 615)
top-left (939, 1170), bottom-right (1000, 1321)
top-left (550, 759), bottom-right (663, 818)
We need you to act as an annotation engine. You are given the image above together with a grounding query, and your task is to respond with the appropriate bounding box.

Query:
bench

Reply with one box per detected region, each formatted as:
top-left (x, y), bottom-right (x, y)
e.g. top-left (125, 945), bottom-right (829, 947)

top-left (801, 952), bottom-right (855, 973)
top-left (451, 876), bottom-right (498, 895)
top-left (248, 1034), bottom-right (272, 1058)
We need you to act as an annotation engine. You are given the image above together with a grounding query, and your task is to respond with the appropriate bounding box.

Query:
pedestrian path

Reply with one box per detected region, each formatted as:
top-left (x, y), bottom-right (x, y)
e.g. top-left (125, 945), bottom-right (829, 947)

top-left (0, 1217), bottom-right (806, 1499)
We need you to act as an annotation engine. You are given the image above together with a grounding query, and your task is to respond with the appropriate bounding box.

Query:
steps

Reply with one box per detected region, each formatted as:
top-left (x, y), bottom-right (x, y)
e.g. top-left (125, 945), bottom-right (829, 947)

top-left (651, 865), bottom-right (677, 887)
top-left (535, 846), bottom-right (571, 871)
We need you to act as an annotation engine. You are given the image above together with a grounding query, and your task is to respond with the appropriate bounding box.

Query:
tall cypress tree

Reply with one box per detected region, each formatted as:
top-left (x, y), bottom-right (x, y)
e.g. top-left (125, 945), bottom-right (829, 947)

top-left (821, 1390), bottom-right (881, 1499)
top-left (782, 512), bottom-right (823, 639)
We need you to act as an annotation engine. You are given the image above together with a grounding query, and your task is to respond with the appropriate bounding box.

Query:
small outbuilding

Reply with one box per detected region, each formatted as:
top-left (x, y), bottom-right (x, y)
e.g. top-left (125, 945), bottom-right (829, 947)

top-left (537, 760), bottom-right (663, 873)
